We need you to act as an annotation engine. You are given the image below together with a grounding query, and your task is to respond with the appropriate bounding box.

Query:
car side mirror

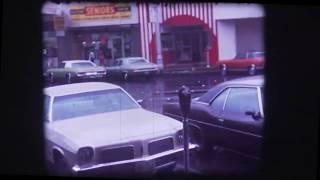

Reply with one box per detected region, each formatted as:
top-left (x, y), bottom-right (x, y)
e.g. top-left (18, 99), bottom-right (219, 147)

top-left (245, 110), bottom-right (262, 120)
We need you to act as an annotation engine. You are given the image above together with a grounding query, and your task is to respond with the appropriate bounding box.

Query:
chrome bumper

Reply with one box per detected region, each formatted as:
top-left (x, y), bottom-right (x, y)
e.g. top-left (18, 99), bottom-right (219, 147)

top-left (72, 143), bottom-right (198, 176)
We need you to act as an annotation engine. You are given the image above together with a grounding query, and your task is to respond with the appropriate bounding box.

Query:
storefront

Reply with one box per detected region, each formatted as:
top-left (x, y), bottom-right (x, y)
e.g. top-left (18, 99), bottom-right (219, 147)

top-left (138, 2), bottom-right (219, 67)
top-left (213, 3), bottom-right (264, 62)
top-left (60, 2), bottom-right (141, 66)
top-left (42, 3), bottom-right (60, 69)
top-left (42, 2), bottom-right (264, 69)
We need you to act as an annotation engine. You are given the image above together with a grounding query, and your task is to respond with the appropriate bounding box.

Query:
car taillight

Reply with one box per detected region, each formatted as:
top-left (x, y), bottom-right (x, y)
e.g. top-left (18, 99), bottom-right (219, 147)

top-left (77, 147), bottom-right (94, 165)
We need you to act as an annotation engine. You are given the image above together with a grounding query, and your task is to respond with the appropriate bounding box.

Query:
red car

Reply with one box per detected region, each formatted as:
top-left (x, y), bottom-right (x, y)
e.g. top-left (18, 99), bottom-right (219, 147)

top-left (216, 51), bottom-right (265, 75)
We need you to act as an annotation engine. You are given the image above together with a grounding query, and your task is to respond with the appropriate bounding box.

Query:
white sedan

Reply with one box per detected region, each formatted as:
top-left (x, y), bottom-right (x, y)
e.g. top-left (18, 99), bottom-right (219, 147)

top-left (44, 82), bottom-right (196, 177)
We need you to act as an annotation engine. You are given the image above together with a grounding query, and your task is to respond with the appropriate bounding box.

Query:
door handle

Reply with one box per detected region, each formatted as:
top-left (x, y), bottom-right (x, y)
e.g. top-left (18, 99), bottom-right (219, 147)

top-left (218, 118), bottom-right (224, 122)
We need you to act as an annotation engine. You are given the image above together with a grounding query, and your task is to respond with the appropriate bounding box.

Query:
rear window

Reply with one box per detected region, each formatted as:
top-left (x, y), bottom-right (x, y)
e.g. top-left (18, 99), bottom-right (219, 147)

top-left (71, 62), bottom-right (95, 68)
top-left (127, 58), bottom-right (148, 64)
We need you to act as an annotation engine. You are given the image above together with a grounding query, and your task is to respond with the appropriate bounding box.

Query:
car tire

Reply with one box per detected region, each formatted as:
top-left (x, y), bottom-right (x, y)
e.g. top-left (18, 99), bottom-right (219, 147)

top-left (248, 64), bottom-right (256, 76)
top-left (220, 64), bottom-right (227, 76)
top-left (65, 73), bottom-right (72, 84)
top-left (53, 156), bottom-right (72, 176)
top-left (189, 127), bottom-right (211, 156)
top-left (48, 72), bottom-right (54, 84)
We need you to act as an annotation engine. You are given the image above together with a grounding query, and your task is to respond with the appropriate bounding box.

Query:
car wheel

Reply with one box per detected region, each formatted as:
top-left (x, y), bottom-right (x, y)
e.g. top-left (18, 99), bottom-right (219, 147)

top-left (53, 157), bottom-right (72, 176)
top-left (122, 72), bottom-right (129, 81)
top-left (220, 64), bottom-right (227, 76)
top-left (48, 72), bottom-right (54, 84)
top-left (65, 73), bottom-right (72, 84)
top-left (189, 128), bottom-right (211, 156)
top-left (248, 64), bottom-right (256, 76)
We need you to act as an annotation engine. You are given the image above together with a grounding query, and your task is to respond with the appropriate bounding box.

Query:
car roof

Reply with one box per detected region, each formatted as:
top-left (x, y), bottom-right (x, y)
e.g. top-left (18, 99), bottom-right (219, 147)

top-left (62, 60), bottom-right (92, 63)
top-left (221, 75), bottom-right (264, 86)
top-left (197, 75), bottom-right (264, 103)
top-left (44, 82), bottom-right (121, 97)
top-left (120, 57), bottom-right (147, 60)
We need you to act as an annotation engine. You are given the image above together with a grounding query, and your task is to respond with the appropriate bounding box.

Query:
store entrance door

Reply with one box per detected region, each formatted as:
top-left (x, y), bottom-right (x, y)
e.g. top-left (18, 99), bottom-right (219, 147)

top-left (111, 37), bottom-right (125, 60)
top-left (175, 30), bottom-right (202, 63)
top-left (176, 32), bottom-right (192, 62)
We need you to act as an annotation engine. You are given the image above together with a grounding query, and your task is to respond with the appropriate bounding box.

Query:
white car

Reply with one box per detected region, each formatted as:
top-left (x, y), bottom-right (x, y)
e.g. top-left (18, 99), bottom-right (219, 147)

top-left (106, 57), bottom-right (160, 80)
top-left (44, 60), bottom-right (107, 84)
top-left (44, 82), bottom-right (196, 177)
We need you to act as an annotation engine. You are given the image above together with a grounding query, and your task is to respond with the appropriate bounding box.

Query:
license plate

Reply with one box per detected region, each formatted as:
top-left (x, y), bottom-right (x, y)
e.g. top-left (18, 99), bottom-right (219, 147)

top-left (144, 72), bottom-right (150, 75)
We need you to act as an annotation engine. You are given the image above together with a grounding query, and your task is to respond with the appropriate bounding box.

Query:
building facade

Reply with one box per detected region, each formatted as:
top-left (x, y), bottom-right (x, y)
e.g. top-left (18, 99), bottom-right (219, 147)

top-left (42, 2), bottom-right (264, 69)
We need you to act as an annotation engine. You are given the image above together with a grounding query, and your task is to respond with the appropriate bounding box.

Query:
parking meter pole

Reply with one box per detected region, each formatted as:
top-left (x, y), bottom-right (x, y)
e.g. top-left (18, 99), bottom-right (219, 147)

top-left (183, 115), bottom-right (190, 175)
top-left (178, 85), bottom-right (191, 175)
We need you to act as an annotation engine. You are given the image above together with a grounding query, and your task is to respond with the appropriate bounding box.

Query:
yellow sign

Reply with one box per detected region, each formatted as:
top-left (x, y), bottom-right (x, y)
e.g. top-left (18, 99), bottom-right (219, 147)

top-left (70, 3), bottom-right (131, 21)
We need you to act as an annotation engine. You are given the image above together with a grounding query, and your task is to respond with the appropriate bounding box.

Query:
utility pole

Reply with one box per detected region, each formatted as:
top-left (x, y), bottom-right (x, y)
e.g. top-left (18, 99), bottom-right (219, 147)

top-left (154, 4), bottom-right (163, 70)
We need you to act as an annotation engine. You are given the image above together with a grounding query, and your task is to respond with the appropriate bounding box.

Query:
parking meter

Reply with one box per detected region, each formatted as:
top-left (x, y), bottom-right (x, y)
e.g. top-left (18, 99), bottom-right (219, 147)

top-left (178, 85), bottom-right (191, 174)
top-left (179, 85), bottom-right (191, 118)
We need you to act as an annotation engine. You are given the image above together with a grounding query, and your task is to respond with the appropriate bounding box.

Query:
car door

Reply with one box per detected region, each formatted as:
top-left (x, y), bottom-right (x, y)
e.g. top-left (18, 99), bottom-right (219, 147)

top-left (219, 86), bottom-right (264, 158)
top-left (50, 62), bottom-right (66, 80)
top-left (188, 88), bottom-right (230, 146)
top-left (107, 59), bottom-right (122, 76)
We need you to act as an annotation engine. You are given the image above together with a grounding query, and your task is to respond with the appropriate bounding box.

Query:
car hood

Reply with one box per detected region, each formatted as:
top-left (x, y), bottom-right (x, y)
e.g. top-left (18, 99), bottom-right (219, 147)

top-left (46, 108), bottom-right (182, 151)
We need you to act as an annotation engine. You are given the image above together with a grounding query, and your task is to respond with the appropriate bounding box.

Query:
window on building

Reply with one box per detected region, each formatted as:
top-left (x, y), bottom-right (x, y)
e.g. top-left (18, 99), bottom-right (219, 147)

top-left (161, 33), bottom-right (174, 50)
top-left (203, 31), bottom-right (212, 49)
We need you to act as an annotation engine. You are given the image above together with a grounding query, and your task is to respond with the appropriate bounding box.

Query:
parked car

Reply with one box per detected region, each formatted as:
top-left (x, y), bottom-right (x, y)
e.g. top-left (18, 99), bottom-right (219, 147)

top-left (106, 57), bottom-right (160, 80)
top-left (216, 51), bottom-right (265, 76)
top-left (44, 60), bottom-right (107, 83)
top-left (44, 82), bottom-right (197, 177)
top-left (163, 75), bottom-right (264, 160)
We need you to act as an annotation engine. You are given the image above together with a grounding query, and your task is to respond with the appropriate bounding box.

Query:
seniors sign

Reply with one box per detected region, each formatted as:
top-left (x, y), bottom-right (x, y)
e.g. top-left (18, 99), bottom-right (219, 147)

top-left (70, 3), bottom-right (131, 21)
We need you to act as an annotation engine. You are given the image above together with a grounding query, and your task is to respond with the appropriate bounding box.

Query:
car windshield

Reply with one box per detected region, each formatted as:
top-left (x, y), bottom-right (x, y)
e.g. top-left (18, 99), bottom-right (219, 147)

top-left (127, 58), bottom-right (148, 64)
top-left (248, 52), bottom-right (264, 58)
top-left (52, 89), bottom-right (139, 121)
top-left (235, 53), bottom-right (246, 59)
top-left (71, 62), bottom-right (95, 68)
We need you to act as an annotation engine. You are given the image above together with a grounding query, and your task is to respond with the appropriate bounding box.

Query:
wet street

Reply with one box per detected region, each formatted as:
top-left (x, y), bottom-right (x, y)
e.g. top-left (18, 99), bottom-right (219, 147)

top-left (105, 73), bottom-right (242, 113)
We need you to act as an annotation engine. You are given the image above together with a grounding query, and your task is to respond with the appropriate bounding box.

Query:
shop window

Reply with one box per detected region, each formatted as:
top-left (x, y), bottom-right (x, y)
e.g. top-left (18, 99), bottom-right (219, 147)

top-left (161, 33), bottom-right (174, 50)
top-left (203, 31), bottom-right (212, 50)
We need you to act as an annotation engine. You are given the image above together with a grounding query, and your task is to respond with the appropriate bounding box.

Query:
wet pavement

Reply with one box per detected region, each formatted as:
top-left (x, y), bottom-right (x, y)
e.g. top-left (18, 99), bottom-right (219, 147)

top-left (105, 73), bottom-right (242, 113)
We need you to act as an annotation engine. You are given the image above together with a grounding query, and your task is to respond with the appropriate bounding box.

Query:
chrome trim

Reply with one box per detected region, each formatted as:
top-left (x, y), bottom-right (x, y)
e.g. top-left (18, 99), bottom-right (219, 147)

top-left (133, 68), bottom-right (157, 72)
top-left (221, 147), bottom-right (260, 161)
top-left (221, 88), bottom-right (231, 111)
top-left (149, 136), bottom-right (173, 144)
top-left (72, 144), bottom-right (198, 173)
top-left (154, 162), bottom-right (176, 171)
top-left (48, 96), bottom-right (54, 123)
top-left (165, 112), bottom-right (263, 139)
top-left (209, 85), bottom-right (258, 104)
top-left (189, 118), bottom-right (263, 138)
top-left (194, 101), bottom-right (209, 106)
top-left (257, 86), bottom-right (264, 117)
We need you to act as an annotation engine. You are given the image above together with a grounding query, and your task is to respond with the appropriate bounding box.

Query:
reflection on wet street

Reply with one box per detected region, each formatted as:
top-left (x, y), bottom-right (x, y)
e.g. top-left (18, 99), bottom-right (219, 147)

top-left (107, 73), bottom-right (240, 113)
